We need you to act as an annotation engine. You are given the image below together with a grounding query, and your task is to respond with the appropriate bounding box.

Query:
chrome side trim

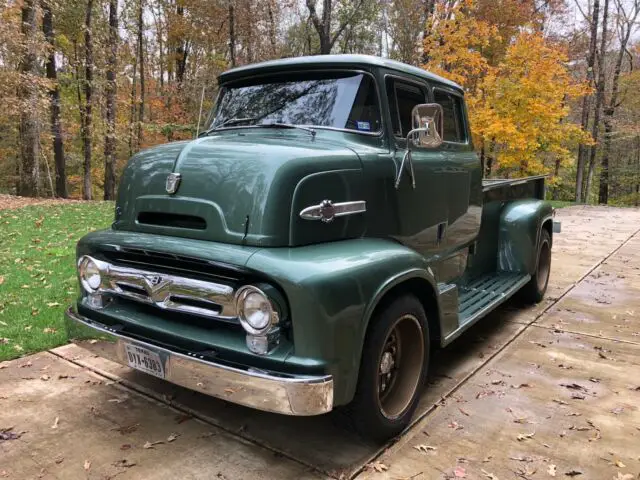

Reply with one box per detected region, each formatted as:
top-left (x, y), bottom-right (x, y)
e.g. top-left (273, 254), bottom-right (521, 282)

top-left (84, 256), bottom-right (236, 320)
top-left (65, 308), bottom-right (334, 416)
top-left (299, 200), bottom-right (366, 223)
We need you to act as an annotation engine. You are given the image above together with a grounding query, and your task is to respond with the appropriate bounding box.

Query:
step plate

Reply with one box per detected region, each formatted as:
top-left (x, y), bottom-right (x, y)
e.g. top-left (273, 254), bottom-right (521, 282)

top-left (458, 272), bottom-right (530, 325)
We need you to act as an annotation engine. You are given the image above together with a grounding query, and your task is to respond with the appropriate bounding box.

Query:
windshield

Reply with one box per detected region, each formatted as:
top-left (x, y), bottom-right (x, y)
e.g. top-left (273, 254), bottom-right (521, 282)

top-left (208, 71), bottom-right (381, 134)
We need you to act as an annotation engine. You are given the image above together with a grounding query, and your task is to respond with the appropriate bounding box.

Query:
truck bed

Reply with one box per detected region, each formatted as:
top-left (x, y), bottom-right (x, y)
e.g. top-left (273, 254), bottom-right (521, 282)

top-left (482, 174), bottom-right (547, 201)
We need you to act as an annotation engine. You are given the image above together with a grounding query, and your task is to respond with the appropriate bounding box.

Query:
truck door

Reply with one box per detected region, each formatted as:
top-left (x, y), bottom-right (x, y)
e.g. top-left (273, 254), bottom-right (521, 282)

top-left (431, 87), bottom-right (482, 254)
top-left (387, 76), bottom-right (449, 258)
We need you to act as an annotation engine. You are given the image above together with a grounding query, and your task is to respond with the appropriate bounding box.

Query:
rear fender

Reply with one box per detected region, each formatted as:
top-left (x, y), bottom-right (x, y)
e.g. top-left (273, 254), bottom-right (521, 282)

top-left (498, 200), bottom-right (553, 275)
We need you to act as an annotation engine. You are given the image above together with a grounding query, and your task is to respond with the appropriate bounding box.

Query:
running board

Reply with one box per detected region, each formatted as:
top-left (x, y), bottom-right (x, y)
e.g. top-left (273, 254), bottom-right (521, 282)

top-left (443, 272), bottom-right (530, 345)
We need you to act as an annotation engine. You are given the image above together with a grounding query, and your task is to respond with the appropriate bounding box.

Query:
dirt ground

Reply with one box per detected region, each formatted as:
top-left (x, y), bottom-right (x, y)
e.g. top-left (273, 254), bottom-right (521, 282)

top-left (1, 205), bottom-right (639, 480)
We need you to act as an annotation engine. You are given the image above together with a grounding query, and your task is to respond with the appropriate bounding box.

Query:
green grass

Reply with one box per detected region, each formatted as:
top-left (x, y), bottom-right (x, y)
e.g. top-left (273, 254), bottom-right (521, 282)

top-left (0, 202), bottom-right (114, 361)
top-left (547, 200), bottom-right (575, 209)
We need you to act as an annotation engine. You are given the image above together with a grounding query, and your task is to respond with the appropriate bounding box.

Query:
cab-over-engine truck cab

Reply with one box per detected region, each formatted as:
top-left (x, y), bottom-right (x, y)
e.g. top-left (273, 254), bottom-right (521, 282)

top-left (66, 54), bottom-right (555, 442)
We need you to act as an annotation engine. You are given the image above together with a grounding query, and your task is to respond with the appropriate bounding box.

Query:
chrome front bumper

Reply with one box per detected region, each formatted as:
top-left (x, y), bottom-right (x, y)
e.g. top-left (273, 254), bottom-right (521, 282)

top-left (64, 307), bottom-right (333, 416)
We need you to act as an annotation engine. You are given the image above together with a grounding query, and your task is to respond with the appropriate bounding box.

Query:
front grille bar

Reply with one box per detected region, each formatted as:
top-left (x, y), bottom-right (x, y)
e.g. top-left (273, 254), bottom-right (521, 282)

top-left (89, 257), bottom-right (237, 320)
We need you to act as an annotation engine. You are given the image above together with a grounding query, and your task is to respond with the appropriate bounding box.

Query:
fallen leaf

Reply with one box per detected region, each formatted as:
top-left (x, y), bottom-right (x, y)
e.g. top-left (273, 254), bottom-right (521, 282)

top-left (614, 460), bottom-right (625, 468)
top-left (0, 427), bottom-right (22, 441)
top-left (51, 417), bottom-right (59, 429)
top-left (517, 432), bottom-right (536, 441)
top-left (167, 433), bottom-right (179, 442)
top-left (459, 407), bottom-right (470, 416)
top-left (366, 462), bottom-right (388, 473)
top-left (83, 460), bottom-right (91, 471)
top-left (113, 423), bottom-right (139, 435)
top-left (43, 328), bottom-right (56, 334)
top-left (560, 383), bottom-right (586, 391)
top-left (0, 276), bottom-right (4, 285)
top-left (414, 444), bottom-right (437, 453)
top-left (143, 440), bottom-right (164, 449)
top-left (0, 338), bottom-right (8, 345)
top-left (548, 464), bottom-right (557, 476)
top-left (46, 302), bottom-right (60, 308)
top-left (511, 383), bottom-right (532, 389)
top-left (481, 469), bottom-right (499, 479)
top-left (449, 421), bottom-right (464, 430)
top-left (510, 456), bottom-right (533, 462)
top-left (40, 375), bottom-right (50, 381)
top-left (565, 470), bottom-right (582, 476)
top-left (454, 466), bottom-right (466, 478)
top-left (613, 473), bottom-right (634, 480)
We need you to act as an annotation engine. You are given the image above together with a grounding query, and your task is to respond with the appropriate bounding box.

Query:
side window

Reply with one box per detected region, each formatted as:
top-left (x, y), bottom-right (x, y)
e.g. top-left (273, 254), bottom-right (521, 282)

top-left (433, 89), bottom-right (465, 143)
top-left (386, 78), bottom-right (427, 138)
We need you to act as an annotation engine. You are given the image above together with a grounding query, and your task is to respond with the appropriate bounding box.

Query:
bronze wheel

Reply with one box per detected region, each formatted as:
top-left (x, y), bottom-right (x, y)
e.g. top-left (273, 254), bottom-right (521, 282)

top-left (520, 229), bottom-right (552, 303)
top-left (536, 238), bottom-right (551, 293)
top-left (376, 314), bottom-right (424, 420)
top-left (348, 295), bottom-right (429, 442)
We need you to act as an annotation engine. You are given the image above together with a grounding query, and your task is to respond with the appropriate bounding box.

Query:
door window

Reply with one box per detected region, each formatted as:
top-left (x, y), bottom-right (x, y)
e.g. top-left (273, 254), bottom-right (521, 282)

top-left (433, 89), bottom-right (465, 143)
top-left (386, 78), bottom-right (427, 138)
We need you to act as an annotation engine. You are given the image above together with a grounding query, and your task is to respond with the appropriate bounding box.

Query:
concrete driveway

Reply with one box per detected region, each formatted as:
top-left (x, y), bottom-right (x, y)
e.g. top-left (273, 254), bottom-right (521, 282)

top-left (1, 206), bottom-right (639, 480)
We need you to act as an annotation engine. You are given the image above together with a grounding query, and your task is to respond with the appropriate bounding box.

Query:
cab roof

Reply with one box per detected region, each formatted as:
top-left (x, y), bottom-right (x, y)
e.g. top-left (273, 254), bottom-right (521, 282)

top-left (218, 54), bottom-right (463, 92)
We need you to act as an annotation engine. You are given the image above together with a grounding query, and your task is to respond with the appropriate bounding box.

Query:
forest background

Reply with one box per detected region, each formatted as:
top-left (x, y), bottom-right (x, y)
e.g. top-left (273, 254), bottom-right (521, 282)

top-left (1, 0), bottom-right (639, 205)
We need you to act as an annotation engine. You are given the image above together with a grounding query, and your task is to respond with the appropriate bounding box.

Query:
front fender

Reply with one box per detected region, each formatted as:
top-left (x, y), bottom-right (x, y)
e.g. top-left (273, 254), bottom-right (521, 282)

top-left (498, 200), bottom-right (552, 274)
top-left (245, 238), bottom-right (438, 405)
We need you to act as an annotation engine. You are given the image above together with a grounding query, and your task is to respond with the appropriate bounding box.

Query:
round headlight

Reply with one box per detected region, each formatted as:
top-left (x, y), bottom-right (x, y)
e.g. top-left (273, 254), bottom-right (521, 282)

top-left (78, 256), bottom-right (102, 292)
top-left (236, 286), bottom-right (274, 335)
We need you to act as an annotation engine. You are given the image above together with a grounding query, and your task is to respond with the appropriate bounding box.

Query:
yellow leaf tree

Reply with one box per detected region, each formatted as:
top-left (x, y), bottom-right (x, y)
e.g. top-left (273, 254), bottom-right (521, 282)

top-left (423, 0), bottom-right (591, 178)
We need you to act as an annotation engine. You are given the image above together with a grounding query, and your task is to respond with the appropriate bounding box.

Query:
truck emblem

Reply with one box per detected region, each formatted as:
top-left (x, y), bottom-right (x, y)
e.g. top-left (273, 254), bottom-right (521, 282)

top-left (299, 200), bottom-right (366, 223)
top-left (165, 173), bottom-right (181, 194)
top-left (146, 275), bottom-right (163, 287)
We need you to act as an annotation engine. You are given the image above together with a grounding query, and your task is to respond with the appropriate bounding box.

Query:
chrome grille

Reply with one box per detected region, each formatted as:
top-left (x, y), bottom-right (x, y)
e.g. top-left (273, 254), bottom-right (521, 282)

top-left (90, 258), bottom-right (237, 320)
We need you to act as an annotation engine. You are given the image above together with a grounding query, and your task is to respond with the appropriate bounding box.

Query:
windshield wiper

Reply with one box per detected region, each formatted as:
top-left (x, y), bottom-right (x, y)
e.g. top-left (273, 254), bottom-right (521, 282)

top-left (200, 117), bottom-right (259, 136)
top-left (254, 122), bottom-right (316, 138)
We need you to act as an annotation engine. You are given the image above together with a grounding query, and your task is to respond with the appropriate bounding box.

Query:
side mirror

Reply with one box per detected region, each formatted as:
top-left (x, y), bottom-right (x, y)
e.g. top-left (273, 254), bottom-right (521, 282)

top-left (394, 103), bottom-right (444, 190)
top-left (410, 103), bottom-right (443, 149)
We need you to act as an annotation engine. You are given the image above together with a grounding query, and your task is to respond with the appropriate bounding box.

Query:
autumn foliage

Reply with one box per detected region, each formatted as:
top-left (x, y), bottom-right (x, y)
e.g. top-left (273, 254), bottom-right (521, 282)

top-left (423, 0), bottom-right (591, 179)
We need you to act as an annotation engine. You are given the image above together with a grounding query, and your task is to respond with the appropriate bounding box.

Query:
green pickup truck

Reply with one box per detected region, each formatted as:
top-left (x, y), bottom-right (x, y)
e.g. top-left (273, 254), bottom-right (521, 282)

top-left (66, 54), bottom-right (557, 442)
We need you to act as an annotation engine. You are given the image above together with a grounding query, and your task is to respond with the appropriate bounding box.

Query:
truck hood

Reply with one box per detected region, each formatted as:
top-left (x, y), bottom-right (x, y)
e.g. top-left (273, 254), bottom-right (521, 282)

top-left (113, 132), bottom-right (365, 247)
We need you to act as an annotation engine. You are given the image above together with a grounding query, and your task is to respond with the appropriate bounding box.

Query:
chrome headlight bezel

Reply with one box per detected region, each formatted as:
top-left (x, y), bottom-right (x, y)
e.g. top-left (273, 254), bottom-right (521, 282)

top-left (235, 285), bottom-right (278, 335)
top-left (77, 255), bottom-right (103, 293)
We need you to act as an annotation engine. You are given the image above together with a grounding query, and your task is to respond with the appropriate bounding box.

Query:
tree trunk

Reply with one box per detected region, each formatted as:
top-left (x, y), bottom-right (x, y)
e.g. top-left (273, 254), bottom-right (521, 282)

top-left (82, 0), bottom-right (94, 200)
top-left (267, 0), bottom-right (277, 56)
top-left (175, 2), bottom-right (188, 83)
top-left (598, 3), bottom-right (639, 204)
top-left (306, 0), bottom-right (332, 54)
top-left (575, 0), bottom-right (600, 202)
top-left (42, 0), bottom-right (66, 198)
top-left (104, 0), bottom-right (118, 201)
top-left (18, 0), bottom-right (40, 198)
top-left (228, 1), bottom-right (236, 66)
top-left (129, 58), bottom-right (137, 158)
top-left (137, 0), bottom-right (144, 147)
top-left (421, 0), bottom-right (436, 64)
top-left (585, 0), bottom-right (609, 203)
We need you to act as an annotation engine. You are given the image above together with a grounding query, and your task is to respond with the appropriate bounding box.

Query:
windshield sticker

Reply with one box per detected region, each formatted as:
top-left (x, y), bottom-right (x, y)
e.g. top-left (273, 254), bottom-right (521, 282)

top-left (357, 121), bottom-right (371, 131)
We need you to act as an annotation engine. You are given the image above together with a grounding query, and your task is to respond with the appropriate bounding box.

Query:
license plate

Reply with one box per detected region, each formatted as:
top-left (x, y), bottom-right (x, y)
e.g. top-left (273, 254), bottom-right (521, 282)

top-left (124, 343), bottom-right (165, 379)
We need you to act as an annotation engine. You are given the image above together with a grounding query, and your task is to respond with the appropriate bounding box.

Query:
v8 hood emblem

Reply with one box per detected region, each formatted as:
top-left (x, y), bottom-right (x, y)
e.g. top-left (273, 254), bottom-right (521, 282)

top-left (166, 173), bottom-right (181, 194)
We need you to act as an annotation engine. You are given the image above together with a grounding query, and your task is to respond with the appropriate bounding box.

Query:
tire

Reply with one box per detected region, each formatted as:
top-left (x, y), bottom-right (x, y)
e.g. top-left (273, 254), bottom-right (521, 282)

top-left (520, 229), bottom-right (552, 303)
top-left (348, 295), bottom-right (429, 443)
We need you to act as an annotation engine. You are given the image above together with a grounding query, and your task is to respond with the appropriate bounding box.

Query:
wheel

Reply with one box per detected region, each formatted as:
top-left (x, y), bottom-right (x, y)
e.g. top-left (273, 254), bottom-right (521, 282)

top-left (348, 295), bottom-right (429, 442)
top-left (520, 229), bottom-right (551, 303)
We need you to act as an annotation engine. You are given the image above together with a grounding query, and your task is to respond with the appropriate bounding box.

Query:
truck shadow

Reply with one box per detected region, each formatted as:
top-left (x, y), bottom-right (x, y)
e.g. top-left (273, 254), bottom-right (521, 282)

top-left (110, 300), bottom-right (531, 479)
